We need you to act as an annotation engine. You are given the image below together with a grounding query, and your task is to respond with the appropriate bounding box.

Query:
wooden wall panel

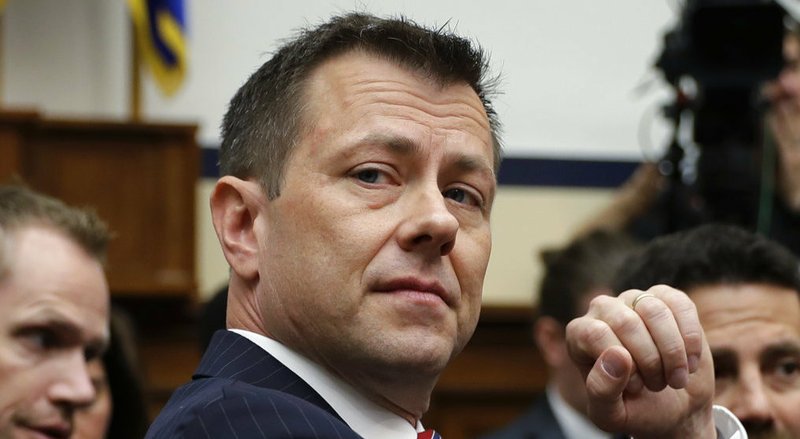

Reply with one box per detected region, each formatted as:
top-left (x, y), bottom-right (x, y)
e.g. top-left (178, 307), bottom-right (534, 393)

top-left (0, 111), bottom-right (37, 181)
top-left (0, 112), bottom-right (199, 299)
top-left (28, 120), bottom-right (199, 297)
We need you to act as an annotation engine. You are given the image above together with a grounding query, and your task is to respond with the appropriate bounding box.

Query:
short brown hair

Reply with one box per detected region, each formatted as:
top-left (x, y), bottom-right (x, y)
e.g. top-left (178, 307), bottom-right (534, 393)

top-left (0, 184), bottom-right (110, 277)
top-left (220, 12), bottom-right (502, 199)
top-left (538, 230), bottom-right (641, 326)
top-left (614, 224), bottom-right (800, 295)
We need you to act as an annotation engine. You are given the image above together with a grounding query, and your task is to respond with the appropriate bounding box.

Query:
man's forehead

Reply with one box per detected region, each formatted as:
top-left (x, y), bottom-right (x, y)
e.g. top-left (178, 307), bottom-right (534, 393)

top-left (307, 52), bottom-right (492, 133)
top-left (0, 225), bottom-right (110, 338)
top-left (693, 283), bottom-right (800, 311)
top-left (296, 54), bottom-right (496, 183)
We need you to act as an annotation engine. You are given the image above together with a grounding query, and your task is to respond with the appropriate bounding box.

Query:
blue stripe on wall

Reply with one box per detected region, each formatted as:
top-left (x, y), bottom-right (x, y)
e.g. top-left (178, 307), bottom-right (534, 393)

top-left (201, 146), bottom-right (220, 180)
top-left (201, 147), bottom-right (639, 189)
top-left (497, 157), bottom-right (639, 188)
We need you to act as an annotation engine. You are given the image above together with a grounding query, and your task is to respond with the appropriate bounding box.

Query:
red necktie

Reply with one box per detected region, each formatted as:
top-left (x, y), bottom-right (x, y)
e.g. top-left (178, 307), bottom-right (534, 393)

top-left (417, 430), bottom-right (442, 439)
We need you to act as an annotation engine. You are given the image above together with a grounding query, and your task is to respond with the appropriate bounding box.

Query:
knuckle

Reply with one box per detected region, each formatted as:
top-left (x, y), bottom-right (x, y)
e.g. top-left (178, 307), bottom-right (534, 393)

top-left (582, 319), bottom-right (612, 346)
top-left (567, 318), bottom-right (612, 362)
top-left (618, 288), bottom-right (643, 302)
top-left (649, 284), bottom-right (684, 297)
top-left (589, 294), bottom-right (615, 310)
top-left (637, 298), bottom-right (672, 323)
top-left (682, 328), bottom-right (703, 350)
top-left (608, 309), bottom-right (641, 335)
top-left (662, 340), bottom-right (687, 363)
top-left (664, 289), bottom-right (697, 315)
top-left (638, 353), bottom-right (664, 374)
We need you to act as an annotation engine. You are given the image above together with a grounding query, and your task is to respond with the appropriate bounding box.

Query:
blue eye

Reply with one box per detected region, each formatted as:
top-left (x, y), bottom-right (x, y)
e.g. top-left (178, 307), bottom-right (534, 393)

top-left (443, 187), bottom-right (480, 207)
top-left (355, 169), bottom-right (380, 184)
top-left (444, 188), bottom-right (466, 203)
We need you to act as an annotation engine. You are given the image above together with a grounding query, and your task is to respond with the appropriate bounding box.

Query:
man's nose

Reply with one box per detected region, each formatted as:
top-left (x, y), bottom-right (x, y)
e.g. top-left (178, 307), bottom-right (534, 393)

top-left (48, 351), bottom-right (96, 407)
top-left (396, 185), bottom-right (459, 256)
top-left (728, 376), bottom-right (775, 427)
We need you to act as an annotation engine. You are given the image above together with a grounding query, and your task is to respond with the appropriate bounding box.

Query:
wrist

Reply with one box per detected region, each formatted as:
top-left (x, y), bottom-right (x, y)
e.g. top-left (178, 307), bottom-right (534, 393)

top-left (678, 402), bottom-right (716, 439)
top-left (630, 402), bottom-right (716, 439)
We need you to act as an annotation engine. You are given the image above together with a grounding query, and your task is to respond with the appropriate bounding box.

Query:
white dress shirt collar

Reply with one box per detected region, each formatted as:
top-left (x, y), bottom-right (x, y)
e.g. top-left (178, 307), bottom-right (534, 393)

top-left (229, 329), bottom-right (423, 439)
top-left (546, 384), bottom-right (613, 439)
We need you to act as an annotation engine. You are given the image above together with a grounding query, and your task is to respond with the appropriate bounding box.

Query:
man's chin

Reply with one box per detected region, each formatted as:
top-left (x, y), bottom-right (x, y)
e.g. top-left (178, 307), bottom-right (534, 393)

top-left (373, 336), bottom-right (454, 377)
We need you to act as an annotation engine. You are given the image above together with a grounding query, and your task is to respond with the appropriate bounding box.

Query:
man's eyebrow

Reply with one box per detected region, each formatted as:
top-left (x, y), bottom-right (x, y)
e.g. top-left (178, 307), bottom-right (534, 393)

top-left (357, 134), bottom-right (419, 156)
top-left (357, 134), bottom-right (495, 178)
top-left (24, 310), bottom-right (82, 333)
top-left (760, 341), bottom-right (800, 363)
top-left (710, 349), bottom-right (737, 366)
top-left (20, 310), bottom-right (109, 353)
top-left (450, 153), bottom-right (496, 180)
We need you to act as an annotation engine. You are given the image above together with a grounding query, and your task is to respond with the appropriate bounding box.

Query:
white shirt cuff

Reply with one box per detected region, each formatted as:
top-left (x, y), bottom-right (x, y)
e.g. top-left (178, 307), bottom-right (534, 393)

top-left (713, 405), bottom-right (746, 439)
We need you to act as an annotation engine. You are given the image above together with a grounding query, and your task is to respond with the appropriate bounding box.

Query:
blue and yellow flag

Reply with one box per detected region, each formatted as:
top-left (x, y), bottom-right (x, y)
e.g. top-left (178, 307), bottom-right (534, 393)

top-left (128, 0), bottom-right (187, 96)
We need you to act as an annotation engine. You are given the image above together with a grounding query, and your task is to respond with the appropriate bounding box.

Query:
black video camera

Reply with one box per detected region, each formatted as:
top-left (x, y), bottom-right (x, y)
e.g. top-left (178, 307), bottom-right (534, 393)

top-left (650, 0), bottom-right (787, 231)
top-left (657, 0), bottom-right (785, 146)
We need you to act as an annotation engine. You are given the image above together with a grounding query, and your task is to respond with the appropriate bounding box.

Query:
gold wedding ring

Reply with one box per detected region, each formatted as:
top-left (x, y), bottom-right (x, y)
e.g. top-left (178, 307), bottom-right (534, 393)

top-left (631, 292), bottom-right (656, 311)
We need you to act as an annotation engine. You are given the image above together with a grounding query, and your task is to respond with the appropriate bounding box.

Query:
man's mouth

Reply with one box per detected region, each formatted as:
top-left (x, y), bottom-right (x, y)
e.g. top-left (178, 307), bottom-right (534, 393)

top-left (374, 277), bottom-right (452, 306)
top-left (19, 422), bottom-right (72, 439)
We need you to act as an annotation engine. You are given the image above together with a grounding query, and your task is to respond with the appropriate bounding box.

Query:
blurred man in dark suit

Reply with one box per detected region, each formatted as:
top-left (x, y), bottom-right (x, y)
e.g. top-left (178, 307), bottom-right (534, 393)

top-left (481, 231), bottom-right (639, 439)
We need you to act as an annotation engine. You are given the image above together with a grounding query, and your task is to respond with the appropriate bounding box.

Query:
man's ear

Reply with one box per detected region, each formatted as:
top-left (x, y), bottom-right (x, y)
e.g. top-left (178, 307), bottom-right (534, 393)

top-left (533, 316), bottom-right (569, 368)
top-left (210, 176), bottom-right (266, 282)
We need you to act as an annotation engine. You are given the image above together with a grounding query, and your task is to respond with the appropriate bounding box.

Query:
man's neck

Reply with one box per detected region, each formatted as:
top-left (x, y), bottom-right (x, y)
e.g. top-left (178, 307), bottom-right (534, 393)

top-left (228, 329), bottom-right (427, 439)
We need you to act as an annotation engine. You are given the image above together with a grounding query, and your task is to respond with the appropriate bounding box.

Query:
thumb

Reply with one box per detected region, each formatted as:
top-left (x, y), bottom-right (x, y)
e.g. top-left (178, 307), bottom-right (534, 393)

top-left (585, 346), bottom-right (634, 432)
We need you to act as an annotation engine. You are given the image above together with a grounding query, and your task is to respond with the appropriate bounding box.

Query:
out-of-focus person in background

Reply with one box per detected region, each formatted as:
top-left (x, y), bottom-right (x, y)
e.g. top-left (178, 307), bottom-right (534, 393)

top-left (480, 231), bottom-right (640, 439)
top-left (615, 223), bottom-right (800, 439)
top-left (578, 1), bottom-right (800, 256)
top-left (197, 284), bottom-right (228, 354)
top-left (765, 23), bottom-right (800, 215)
top-left (74, 308), bottom-right (149, 439)
top-left (0, 184), bottom-right (110, 439)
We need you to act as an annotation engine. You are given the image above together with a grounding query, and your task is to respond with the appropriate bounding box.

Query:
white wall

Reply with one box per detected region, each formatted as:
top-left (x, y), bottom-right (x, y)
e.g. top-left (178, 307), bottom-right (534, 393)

top-left (3, 0), bottom-right (678, 159)
top-left (2, 1), bottom-right (678, 304)
top-left (3, 0), bottom-right (129, 118)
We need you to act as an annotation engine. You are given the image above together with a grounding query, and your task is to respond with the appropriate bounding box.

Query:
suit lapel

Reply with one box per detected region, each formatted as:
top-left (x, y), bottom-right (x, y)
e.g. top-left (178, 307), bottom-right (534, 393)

top-left (194, 330), bottom-right (342, 421)
top-left (520, 394), bottom-right (568, 439)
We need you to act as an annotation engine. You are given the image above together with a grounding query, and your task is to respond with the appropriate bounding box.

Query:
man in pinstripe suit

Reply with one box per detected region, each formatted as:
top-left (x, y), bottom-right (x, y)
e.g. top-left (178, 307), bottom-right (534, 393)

top-left (147, 12), bottom-right (743, 439)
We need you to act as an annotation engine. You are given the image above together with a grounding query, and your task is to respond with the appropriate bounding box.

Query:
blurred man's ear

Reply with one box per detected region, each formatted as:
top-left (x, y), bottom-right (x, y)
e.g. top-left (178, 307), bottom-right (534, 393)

top-left (210, 176), bottom-right (265, 282)
top-left (533, 316), bottom-right (569, 369)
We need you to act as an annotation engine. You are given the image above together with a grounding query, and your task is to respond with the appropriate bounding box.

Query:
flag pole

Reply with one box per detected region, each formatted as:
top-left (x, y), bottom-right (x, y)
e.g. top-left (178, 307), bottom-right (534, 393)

top-left (130, 17), bottom-right (142, 122)
top-left (0, 13), bottom-right (5, 105)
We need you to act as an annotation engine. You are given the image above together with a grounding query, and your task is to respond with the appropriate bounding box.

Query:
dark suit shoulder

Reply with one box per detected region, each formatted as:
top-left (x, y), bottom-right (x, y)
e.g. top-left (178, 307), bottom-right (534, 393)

top-left (477, 394), bottom-right (565, 439)
top-left (146, 378), bottom-right (362, 439)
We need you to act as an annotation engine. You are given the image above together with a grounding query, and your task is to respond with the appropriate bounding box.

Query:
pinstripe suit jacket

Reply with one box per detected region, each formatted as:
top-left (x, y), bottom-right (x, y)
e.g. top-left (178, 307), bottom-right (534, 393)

top-left (145, 330), bottom-right (363, 439)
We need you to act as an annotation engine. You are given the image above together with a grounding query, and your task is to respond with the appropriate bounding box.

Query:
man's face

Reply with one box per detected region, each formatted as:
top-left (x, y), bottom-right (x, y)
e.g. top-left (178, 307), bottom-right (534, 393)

top-left (692, 283), bottom-right (800, 438)
top-left (765, 34), bottom-right (800, 104)
top-left (0, 226), bottom-right (109, 439)
top-left (255, 51), bottom-right (495, 384)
